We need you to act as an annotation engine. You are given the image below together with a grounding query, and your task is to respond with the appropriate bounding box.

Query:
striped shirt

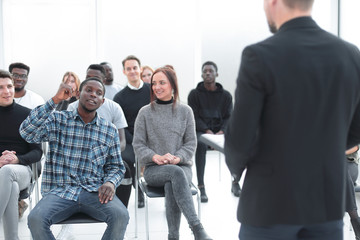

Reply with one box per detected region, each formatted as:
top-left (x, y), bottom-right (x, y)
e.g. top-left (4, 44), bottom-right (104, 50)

top-left (20, 99), bottom-right (125, 201)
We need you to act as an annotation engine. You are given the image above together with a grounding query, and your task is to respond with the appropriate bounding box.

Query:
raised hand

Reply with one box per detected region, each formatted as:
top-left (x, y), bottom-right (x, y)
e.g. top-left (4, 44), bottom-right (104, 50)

top-left (52, 83), bottom-right (73, 104)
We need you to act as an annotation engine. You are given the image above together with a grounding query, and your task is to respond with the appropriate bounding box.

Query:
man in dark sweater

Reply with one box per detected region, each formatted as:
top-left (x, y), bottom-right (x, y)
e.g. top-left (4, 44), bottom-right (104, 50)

top-left (0, 69), bottom-right (42, 240)
top-left (188, 61), bottom-right (235, 202)
top-left (113, 55), bottom-right (150, 208)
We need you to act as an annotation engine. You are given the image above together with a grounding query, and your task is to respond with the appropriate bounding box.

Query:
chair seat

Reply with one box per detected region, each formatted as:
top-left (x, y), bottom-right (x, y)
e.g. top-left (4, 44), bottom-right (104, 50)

top-left (139, 179), bottom-right (198, 198)
top-left (56, 212), bottom-right (103, 224)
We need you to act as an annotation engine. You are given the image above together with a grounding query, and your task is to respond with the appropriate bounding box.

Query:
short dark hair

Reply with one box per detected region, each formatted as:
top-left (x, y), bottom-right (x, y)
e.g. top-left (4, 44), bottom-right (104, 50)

top-left (283, 0), bottom-right (314, 10)
top-left (122, 55), bottom-right (141, 68)
top-left (9, 62), bottom-right (30, 75)
top-left (100, 61), bottom-right (110, 66)
top-left (87, 64), bottom-right (106, 78)
top-left (0, 70), bottom-right (13, 83)
top-left (202, 61), bottom-right (218, 73)
top-left (79, 77), bottom-right (106, 97)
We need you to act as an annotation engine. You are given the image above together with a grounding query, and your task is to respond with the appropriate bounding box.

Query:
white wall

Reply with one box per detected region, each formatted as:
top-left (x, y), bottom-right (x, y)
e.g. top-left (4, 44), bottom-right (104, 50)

top-left (0, 0), bottom-right (5, 68)
top-left (340, 0), bottom-right (360, 46)
top-left (0, 0), bottom-right (346, 103)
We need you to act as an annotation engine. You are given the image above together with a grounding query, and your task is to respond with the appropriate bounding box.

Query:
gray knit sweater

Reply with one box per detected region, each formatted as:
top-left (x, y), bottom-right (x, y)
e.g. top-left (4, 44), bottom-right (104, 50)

top-left (133, 101), bottom-right (196, 167)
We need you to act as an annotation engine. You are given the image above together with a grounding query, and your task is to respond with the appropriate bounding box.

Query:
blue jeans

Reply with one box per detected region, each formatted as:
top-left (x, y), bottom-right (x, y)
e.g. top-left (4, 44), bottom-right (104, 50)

top-left (28, 189), bottom-right (129, 240)
top-left (239, 220), bottom-right (343, 240)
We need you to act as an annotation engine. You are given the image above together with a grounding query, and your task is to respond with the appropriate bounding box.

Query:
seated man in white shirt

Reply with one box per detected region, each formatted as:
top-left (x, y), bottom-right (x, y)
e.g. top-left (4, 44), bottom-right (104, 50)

top-left (100, 62), bottom-right (123, 100)
top-left (9, 62), bottom-right (45, 109)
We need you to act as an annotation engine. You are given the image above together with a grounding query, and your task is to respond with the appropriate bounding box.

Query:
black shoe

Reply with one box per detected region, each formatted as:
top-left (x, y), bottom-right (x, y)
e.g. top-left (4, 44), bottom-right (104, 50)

top-left (231, 182), bottom-right (241, 197)
top-left (138, 191), bottom-right (145, 208)
top-left (351, 217), bottom-right (360, 240)
top-left (198, 186), bottom-right (208, 203)
top-left (190, 223), bottom-right (212, 240)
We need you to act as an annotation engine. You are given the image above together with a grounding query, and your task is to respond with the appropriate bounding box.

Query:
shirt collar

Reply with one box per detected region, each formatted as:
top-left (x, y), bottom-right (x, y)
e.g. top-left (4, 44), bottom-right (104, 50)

top-left (127, 80), bottom-right (144, 90)
top-left (72, 108), bottom-right (100, 126)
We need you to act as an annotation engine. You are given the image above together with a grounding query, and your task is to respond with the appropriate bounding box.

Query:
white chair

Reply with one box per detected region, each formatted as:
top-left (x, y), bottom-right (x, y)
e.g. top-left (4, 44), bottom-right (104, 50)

top-left (135, 159), bottom-right (201, 240)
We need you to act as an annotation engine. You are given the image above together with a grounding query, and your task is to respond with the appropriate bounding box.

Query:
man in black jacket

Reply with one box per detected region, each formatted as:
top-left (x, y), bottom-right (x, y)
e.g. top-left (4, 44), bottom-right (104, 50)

top-left (225, 0), bottom-right (360, 239)
top-left (188, 61), bottom-right (234, 202)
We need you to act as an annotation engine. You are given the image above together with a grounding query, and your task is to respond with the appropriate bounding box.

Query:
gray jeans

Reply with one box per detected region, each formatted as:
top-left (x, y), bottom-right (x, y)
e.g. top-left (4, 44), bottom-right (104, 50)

top-left (144, 164), bottom-right (200, 238)
top-left (0, 164), bottom-right (32, 240)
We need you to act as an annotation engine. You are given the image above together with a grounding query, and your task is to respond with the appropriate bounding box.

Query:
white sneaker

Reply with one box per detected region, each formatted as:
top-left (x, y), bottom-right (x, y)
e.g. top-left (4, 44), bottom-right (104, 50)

top-left (56, 225), bottom-right (76, 240)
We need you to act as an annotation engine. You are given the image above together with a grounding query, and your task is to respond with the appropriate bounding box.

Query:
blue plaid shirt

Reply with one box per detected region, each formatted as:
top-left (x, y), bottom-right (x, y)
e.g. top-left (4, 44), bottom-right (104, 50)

top-left (20, 99), bottom-right (125, 201)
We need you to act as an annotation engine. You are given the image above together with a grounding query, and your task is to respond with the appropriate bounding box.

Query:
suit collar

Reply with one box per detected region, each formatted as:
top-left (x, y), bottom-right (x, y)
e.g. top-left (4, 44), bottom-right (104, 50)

top-left (278, 16), bottom-right (318, 33)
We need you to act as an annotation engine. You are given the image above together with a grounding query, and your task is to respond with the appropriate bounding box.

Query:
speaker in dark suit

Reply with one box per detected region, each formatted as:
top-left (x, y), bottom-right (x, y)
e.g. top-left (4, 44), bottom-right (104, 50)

top-left (225, 0), bottom-right (360, 239)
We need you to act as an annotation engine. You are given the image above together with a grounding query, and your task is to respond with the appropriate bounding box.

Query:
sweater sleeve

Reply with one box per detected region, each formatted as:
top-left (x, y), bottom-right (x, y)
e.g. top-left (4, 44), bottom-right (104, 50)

top-left (133, 108), bottom-right (157, 166)
top-left (188, 90), bottom-right (209, 132)
top-left (17, 143), bottom-right (43, 166)
top-left (174, 107), bottom-right (197, 165)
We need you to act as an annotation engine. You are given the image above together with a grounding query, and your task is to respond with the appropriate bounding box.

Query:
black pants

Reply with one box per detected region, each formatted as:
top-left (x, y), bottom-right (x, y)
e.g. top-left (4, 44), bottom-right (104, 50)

top-left (115, 143), bottom-right (144, 207)
top-left (195, 136), bottom-right (207, 186)
top-left (116, 161), bottom-right (132, 207)
top-left (346, 161), bottom-right (359, 212)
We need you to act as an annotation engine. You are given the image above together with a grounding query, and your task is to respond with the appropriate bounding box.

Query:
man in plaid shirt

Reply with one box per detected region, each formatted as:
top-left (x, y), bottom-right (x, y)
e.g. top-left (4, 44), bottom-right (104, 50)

top-left (20, 77), bottom-right (129, 240)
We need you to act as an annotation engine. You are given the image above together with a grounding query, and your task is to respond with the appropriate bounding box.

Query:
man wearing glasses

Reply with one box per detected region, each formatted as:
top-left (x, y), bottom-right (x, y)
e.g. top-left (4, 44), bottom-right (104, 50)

top-left (9, 62), bottom-right (44, 109)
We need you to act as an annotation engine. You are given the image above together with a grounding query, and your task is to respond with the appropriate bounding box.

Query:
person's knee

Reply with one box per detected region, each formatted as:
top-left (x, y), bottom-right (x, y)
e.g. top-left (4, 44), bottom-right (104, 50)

top-left (171, 167), bottom-right (188, 182)
top-left (28, 208), bottom-right (44, 230)
top-left (108, 203), bottom-right (129, 225)
top-left (197, 141), bottom-right (207, 151)
top-left (0, 165), bottom-right (14, 179)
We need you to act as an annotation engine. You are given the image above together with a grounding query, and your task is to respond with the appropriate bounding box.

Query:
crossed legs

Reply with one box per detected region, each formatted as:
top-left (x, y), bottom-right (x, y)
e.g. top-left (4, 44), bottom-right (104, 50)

top-left (0, 164), bottom-right (32, 240)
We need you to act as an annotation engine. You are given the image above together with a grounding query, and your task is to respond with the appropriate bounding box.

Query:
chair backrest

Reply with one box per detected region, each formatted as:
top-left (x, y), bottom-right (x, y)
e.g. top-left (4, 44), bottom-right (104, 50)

top-left (19, 161), bottom-right (42, 200)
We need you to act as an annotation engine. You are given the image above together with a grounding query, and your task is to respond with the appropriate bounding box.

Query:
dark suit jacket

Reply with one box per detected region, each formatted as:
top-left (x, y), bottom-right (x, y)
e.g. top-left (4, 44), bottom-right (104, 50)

top-left (225, 17), bottom-right (360, 227)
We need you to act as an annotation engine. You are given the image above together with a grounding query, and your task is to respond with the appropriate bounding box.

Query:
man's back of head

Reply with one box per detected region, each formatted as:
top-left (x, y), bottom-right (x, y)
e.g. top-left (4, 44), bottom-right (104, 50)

top-left (264, 0), bottom-right (314, 33)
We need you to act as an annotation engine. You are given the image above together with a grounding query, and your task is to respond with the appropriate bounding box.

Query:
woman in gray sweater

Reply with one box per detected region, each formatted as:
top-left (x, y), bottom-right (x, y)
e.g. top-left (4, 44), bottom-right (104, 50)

top-left (133, 67), bottom-right (212, 240)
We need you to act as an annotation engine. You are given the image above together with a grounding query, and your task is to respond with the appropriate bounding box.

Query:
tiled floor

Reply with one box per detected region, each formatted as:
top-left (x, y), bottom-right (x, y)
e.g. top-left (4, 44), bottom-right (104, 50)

top-left (1, 151), bottom-right (359, 239)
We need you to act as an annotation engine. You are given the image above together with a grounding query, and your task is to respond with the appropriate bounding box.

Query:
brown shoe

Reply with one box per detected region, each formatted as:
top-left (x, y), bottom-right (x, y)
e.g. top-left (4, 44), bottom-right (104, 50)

top-left (18, 200), bottom-right (28, 218)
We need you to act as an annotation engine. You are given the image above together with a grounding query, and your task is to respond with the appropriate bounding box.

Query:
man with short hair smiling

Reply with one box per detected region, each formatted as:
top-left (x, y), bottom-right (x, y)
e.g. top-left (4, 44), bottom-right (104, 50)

top-left (8, 62), bottom-right (44, 109)
top-left (20, 77), bottom-right (129, 240)
top-left (113, 55), bottom-right (150, 208)
top-left (0, 69), bottom-right (42, 240)
top-left (68, 65), bottom-right (130, 206)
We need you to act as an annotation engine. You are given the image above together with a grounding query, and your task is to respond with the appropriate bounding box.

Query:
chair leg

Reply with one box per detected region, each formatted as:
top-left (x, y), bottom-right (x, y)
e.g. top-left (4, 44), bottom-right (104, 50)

top-left (135, 157), bottom-right (139, 238)
top-left (218, 151), bottom-right (222, 181)
top-left (197, 190), bottom-right (201, 220)
top-left (145, 195), bottom-right (149, 240)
